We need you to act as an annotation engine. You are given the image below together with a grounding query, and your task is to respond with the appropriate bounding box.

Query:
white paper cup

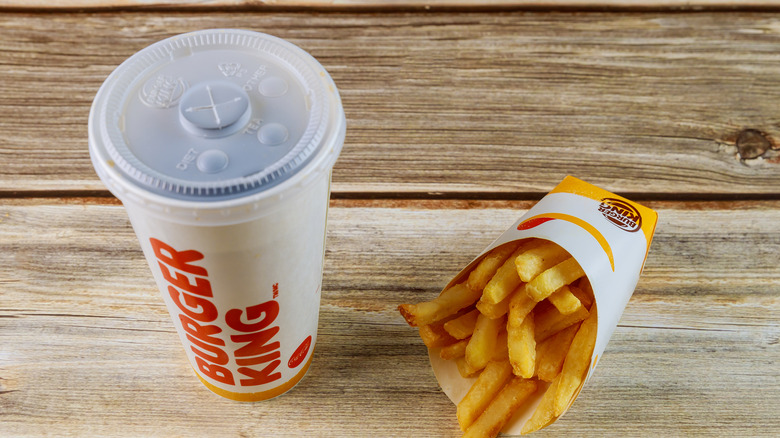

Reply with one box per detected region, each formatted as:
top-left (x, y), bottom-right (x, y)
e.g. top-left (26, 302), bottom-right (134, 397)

top-left (88, 29), bottom-right (346, 401)
top-left (428, 176), bottom-right (658, 433)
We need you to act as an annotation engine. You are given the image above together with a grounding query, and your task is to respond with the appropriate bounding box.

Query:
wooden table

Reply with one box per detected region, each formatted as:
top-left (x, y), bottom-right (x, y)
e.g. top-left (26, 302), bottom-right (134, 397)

top-left (1, 2), bottom-right (778, 437)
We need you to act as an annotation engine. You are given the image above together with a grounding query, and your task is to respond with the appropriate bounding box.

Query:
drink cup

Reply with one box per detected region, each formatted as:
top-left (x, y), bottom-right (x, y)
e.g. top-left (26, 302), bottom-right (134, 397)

top-left (88, 29), bottom-right (346, 401)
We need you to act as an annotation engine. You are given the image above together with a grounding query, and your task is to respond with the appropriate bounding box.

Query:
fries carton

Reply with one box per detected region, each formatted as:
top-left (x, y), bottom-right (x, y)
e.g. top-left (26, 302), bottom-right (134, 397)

top-left (428, 176), bottom-right (657, 433)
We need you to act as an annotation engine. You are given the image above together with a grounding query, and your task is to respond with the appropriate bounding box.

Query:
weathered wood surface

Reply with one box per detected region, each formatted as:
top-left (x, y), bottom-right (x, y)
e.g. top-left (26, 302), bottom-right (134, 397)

top-left (0, 200), bottom-right (778, 436)
top-left (1, 12), bottom-right (780, 197)
top-left (1, 5), bottom-right (779, 438)
top-left (3, 0), bottom-right (780, 10)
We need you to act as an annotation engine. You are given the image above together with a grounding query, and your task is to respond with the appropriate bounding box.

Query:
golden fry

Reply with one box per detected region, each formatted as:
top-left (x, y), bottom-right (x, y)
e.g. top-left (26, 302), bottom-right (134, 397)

top-left (463, 377), bottom-right (538, 438)
top-left (398, 283), bottom-right (481, 327)
top-left (455, 356), bottom-right (480, 378)
top-left (467, 241), bottom-right (522, 292)
top-left (534, 301), bottom-right (589, 342)
top-left (508, 312), bottom-right (535, 378)
top-left (525, 258), bottom-right (585, 302)
top-left (554, 308), bottom-right (598, 417)
top-left (457, 360), bottom-right (514, 431)
top-left (507, 284), bottom-right (536, 328)
top-left (465, 313), bottom-right (505, 372)
top-left (482, 239), bottom-right (542, 305)
top-left (535, 323), bottom-right (580, 382)
top-left (521, 375), bottom-right (560, 435)
top-left (492, 331), bottom-right (509, 362)
top-left (573, 279), bottom-right (594, 310)
top-left (547, 285), bottom-right (582, 315)
top-left (444, 309), bottom-right (480, 340)
top-left (481, 248), bottom-right (526, 305)
top-left (419, 322), bottom-right (459, 349)
top-left (476, 291), bottom-right (512, 319)
top-left (514, 240), bottom-right (571, 282)
top-left (440, 338), bottom-right (470, 360)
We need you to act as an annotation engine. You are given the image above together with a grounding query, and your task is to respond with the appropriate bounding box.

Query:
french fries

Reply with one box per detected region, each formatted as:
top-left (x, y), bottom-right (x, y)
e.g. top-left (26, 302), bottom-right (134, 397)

top-left (456, 356), bottom-right (481, 378)
top-left (520, 374), bottom-right (560, 434)
top-left (482, 239), bottom-right (542, 304)
top-left (457, 360), bottom-right (513, 431)
top-left (553, 309), bottom-right (598, 416)
top-left (514, 241), bottom-right (570, 282)
top-left (546, 285), bottom-right (582, 315)
top-left (525, 257), bottom-right (586, 302)
top-left (462, 377), bottom-right (538, 438)
top-left (419, 322), bottom-right (459, 349)
top-left (535, 323), bottom-right (579, 382)
top-left (492, 331), bottom-right (509, 362)
top-left (399, 283), bottom-right (481, 327)
top-left (444, 309), bottom-right (481, 340)
top-left (534, 302), bottom-right (589, 342)
top-left (476, 292), bottom-right (512, 319)
top-left (507, 284), bottom-right (535, 328)
top-left (481, 247), bottom-right (527, 305)
top-left (441, 338), bottom-right (470, 360)
top-left (398, 239), bottom-right (597, 437)
top-left (467, 242), bottom-right (521, 292)
top-left (507, 312), bottom-right (535, 378)
top-left (465, 314), bottom-right (506, 372)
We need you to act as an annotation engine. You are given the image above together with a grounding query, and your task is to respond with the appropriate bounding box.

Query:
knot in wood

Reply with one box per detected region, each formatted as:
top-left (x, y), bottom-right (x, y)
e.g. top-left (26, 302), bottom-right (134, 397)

top-left (736, 129), bottom-right (771, 160)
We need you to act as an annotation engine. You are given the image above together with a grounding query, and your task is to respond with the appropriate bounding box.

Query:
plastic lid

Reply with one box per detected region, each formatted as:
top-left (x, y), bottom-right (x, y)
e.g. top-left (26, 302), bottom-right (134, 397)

top-left (89, 29), bottom-right (344, 202)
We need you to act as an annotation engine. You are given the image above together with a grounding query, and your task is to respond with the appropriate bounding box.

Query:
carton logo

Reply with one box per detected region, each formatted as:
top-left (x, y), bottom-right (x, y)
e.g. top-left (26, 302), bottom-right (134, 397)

top-left (598, 198), bottom-right (642, 233)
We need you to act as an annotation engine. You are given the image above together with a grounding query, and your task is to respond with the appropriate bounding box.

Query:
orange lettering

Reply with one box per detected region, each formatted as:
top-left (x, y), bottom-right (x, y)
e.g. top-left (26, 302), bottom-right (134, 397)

top-left (235, 351), bottom-right (281, 366)
top-left (230, 326), bottom-right (280, 357)
top-left (150, 238), bottom-right (207, 276)
top-left (195, 356), bottom-right (235, 385)
top-left (158, 261), bottom-right (213, 298)
top-left (187, 334), bottom-right (229, 365)
top-left (169, 286), bottom-right (218, 322)
top-left (225, 300), bottom-right (279, 333)
top-left (238, 361), bottom-right (281, 386)
top-left (179, 314), bottom-right (224, 346)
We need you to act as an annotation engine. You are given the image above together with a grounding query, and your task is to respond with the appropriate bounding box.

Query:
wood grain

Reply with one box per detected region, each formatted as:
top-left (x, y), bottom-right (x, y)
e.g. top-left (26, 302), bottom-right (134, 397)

top-left (3, 1), bottom-right (780, 11)
top-left (1, 12), bottom-right (780, 197)
top-left (1, 201), bottom-right (777, 436)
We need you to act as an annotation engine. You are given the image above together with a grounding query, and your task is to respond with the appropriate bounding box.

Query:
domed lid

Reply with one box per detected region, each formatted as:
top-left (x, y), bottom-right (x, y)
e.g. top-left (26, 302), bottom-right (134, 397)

top-left (89, 29), bottom-right (343, 202)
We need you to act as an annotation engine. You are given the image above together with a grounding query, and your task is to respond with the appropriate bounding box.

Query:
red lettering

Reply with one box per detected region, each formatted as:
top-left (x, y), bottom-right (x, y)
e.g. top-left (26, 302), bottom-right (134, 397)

top-left (238, 361), bottom-right (282, 386)
top-left (158, 261), bottom-right (213, 298)
top-left (187, 334), bottom-right (230, 365)
top-left (169, 286), bottom-right (218, 322)
top-left (288, 336), bottom-right (311, 369)
top-left (179, 314), bottom-right (224, 346)
top-left (224, 301), bottom-right (284, 388)
top-left (225, 300), bottom-right (279, 333)
top-left (231, 326), bottom-right (280, 357)
top-left (195, 356), bottom-right (235, 385)
top-left (150, 238), bottom-right (207, 276)
top-left (235, 351), bottom-right (281, 366)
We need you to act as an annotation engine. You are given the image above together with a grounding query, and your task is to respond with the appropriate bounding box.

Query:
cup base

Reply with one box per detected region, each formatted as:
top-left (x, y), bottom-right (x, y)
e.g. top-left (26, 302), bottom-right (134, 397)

top-left (193, 350), bottom-right (314, 402)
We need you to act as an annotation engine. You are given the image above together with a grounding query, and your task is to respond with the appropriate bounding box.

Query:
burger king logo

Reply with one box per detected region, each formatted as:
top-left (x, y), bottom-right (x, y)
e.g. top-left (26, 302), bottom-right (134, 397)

top-left (598, 198), bottom-right (642, 233)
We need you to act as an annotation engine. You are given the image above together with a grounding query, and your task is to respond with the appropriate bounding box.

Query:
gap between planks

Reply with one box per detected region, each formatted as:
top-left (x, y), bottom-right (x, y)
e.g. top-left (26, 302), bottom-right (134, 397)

top-left (3, 193), bottom-right (780, 212)
top-left (4, 1), bottom-right (780, 13)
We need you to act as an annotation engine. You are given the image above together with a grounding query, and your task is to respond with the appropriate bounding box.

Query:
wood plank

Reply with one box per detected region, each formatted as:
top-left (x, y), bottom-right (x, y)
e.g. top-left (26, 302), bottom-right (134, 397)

top-left (1, 12), bottom-right (780, 197)
top-left (3, 1), bottom-right (780, 11)
top-left (1, 201), bottom-right (777, 436)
